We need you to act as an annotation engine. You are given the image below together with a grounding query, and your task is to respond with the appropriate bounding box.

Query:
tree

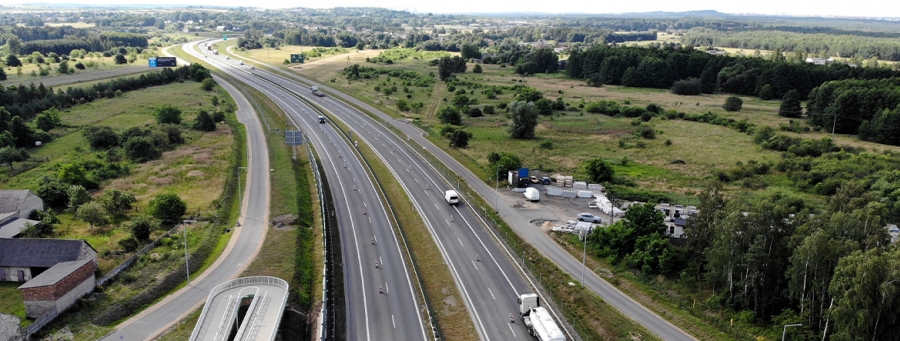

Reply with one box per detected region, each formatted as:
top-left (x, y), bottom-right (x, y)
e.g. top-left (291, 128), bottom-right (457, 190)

top-left (128, 216), bottom-right (156, 241)
top-left (9, 116), bottom-right (34, 148)
top-left (210, 95), bottom-right (219, 107)
top-left (0, 68), bottom-right (5, 81)
top-left (488, 152), bottom-right (522, 178)
top-left (535, 98), bottom-right (553, 116)
top-left (5, 54), bottom-right (22, 67)
top-left (779, 89), bottom-right (803, 118)
top-left (670, 78), bottom-right (702, 95)
top-left (193, 110), bottom-right (216, 132)
top-left (438, 56), bottom-right (467, 81)
top-left (76, 202), bottom-right (107, 228)
top-left (155, 105), bottom-right (182, 124)
top-left (83, 126), bottom-right (120, 149)
top-left (37, 179), bottom-right (70, 208)
top-left (114, 53), bottom-right (127, 65)
top-left (99, 189), bottom-right (136, 216)
top-left (452, 94), bottom-right (471, 109)
top-left (35, 109), bottom-right (61, 132)
top-left (57, 60), bottom-right (70, 74)
top-left (473, 64), bottom-right (483, 73)
top-left (508, 101), bottom-right (538, 139)
top-left (460, 43), bottom-right (481, 60)
top-left (758, 84), bottom-right (775, 100)
top-left (0, 146), bottom-right (28, 169)
top-left (828, 248), bottom-right (900, 341)
top-left (585, 158), bottom-right (614, 183)
top-left (449, 129), bottom-right (472, 148)
top-left (723, 96), bottom-right (743, 112)
top-left (465, 107), bottom-right (483, 117)
top-left (147, 193), bottom-right (187, 224)
top-left (66, 185), bottom-right (91, 212)
top-left (124, 136), bottom-right (160, 163)
top-left (6, 37), bottom-right (22, 55)
top-left (437, 106), bottom-right (462, 125)
top-left (201, 77), bottom-right (216, 91)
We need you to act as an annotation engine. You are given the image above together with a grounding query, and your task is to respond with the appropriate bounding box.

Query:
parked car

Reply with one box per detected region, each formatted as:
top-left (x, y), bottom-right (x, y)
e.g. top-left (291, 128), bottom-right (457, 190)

top-left (530, 176), bottom-right (539, 184)
top-left (540, 177), bottom-right (551, 185)
top-left (577, 213), bottom-right (602, 223)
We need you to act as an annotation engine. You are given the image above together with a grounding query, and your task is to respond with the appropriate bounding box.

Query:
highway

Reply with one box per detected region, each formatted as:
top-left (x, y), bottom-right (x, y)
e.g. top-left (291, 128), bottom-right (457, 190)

top-left (183, 41), bottom-right (429, 341)
top-left (220, 45), bottom-right (552, 341)
top-left (232, 51), bottom-right (698, 340)
top-left (100, 64), bottom-right (271, 340)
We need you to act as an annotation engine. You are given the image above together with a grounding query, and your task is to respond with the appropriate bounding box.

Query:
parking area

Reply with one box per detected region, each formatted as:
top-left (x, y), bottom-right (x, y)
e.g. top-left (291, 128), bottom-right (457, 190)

top-left (494, 182), bottom-right (693, 239)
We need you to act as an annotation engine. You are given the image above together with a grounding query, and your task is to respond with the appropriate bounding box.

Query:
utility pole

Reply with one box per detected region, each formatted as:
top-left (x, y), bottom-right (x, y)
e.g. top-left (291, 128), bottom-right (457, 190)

top-left (182, 219), bottom-right (197, 285)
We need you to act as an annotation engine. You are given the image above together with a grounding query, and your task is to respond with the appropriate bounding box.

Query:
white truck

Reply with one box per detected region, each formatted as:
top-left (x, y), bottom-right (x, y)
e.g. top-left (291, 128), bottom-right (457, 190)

top-left (518, 293), bottom-right (565, 341)
top-left (444, 190), bottom-right (459, 205)
top-left (524, 187), bottom-right (540, 201)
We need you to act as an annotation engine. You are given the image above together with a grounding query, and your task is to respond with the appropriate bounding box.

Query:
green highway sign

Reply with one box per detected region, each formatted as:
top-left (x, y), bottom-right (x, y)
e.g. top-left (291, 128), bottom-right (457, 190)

top-left (290, 54), bottom-right (305, 64)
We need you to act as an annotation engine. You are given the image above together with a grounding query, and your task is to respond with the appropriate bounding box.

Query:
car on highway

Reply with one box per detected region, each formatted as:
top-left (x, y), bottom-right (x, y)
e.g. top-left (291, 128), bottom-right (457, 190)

top-left (318, 115), bottom-right (326, 123)
top-left (577, 213), bottom-right (602, 223)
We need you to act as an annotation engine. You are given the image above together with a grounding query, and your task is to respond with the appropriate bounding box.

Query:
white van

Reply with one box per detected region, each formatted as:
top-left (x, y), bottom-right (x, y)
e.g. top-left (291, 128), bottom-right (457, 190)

top-left (444, 190), bottom-right (459, 205)
top-left (524, 187), bottom-right (540, 201)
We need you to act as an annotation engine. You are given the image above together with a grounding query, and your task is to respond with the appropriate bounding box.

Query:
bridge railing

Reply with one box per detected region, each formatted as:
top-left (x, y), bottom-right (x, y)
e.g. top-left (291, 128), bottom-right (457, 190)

top-left (189, 276), bottom-right (289, 341)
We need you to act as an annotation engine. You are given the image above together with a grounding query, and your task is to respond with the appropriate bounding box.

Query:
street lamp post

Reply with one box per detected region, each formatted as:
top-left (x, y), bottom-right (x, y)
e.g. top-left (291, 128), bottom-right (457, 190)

top-left (782, 324), bottom-right (802, 341)
top-left (237, 166), bottom-right (247, 215)
top-left (182, 219), bottom-right (198, 285)
top-left (494, 164), bottom-right (502, 213)
top-left (581, 229), bottom-right (587, 285)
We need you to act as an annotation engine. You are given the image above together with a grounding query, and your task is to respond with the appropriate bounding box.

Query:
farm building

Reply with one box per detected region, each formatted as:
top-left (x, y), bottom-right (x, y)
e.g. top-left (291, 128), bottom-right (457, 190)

top-left (0, 190), bottom-right (44, 219)
top-left (18, 258), bottom-right (96, 318)
top-left (0, 239), bottom-right (97, 283)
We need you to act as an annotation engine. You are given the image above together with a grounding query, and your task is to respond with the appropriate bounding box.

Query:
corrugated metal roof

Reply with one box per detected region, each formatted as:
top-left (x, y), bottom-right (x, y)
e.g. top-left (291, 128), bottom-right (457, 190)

top-left (0, 218), bottom-right (40, 238)
top-left (18, 258), bottom-right (94, 289)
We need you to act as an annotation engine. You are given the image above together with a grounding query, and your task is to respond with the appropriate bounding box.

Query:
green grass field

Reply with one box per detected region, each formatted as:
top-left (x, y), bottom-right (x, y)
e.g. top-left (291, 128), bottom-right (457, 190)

top-left (0, 81), bottom-right (230, 272)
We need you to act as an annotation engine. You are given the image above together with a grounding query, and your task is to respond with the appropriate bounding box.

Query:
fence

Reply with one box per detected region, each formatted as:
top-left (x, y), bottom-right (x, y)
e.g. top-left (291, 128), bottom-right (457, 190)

top-left (21, 307), bottom-right (58, 338)
top-left (96, 222), bottom-right (184, 287)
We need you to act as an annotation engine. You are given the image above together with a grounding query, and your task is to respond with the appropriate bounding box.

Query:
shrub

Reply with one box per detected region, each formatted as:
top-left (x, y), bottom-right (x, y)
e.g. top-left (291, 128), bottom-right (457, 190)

top-left (466, 107), bottom-right (483, 117)
top-left (124, 136), bottom-right (160, 163)
top-left (585, 158), bottom-right (614, 183)
top-left (147, 193), bottom-right (187, 224)
top-left (473, 64), bottom-right (483, 73)
top-left (84, 126), bottom-right (120, 149)
top-left (635, 125), bottom-right (656, 139)
top-left (723, 96), bottom-right (743, 112)
top-left (535, 98), bottom-right (554, 116)
top-left (758, 84), bottom-right (774, 100)
top-left (449, 129), bottom-right (472, 148)
top-left (483, 105), bottom-right (495, 115)
top-left (437, 106), bottom-right (462, 125)
top-left (201, 77), bottom-right (216, 91)
top-left (128, 216), bottom-right (156, 241)
top-left (193, 110), bottom-right (216, 132)
top-left (155, 105), bottom-right (182, 124)
top-left (396, 99), bottom-right (410, 112)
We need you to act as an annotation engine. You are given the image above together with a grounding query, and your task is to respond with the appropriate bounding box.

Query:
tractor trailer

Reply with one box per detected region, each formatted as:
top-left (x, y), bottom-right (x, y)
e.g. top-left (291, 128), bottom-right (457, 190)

top-left (518, 293), bottom-right (565, 341)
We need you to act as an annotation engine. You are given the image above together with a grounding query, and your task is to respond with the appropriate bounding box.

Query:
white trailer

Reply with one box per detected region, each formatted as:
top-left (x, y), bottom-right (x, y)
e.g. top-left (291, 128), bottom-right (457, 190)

top-left (518, 294), bottom-right (565, 341)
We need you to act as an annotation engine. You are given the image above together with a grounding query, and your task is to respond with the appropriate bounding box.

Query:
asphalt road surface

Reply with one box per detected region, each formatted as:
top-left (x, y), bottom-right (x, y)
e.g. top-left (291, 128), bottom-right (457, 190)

top-left (100, 71), bottom-right (271, 340)
top-left (233, 52), bottom-right (698, 340)
top-left (184, 40), bottom-right (428, 341)
top-left (190, 277), bottom-right (289, 341)
top-left (223, 46), bottom-right (553, 341)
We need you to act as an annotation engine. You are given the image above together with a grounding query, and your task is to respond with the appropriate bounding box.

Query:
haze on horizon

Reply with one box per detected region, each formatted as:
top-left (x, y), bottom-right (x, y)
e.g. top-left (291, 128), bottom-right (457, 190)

top-left (6, 0), bottom-right (900, 19)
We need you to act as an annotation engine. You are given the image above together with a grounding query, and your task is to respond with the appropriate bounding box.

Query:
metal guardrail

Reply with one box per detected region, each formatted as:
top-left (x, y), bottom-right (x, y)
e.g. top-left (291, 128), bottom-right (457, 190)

top-left (189, 276), bottom-right (289, 341)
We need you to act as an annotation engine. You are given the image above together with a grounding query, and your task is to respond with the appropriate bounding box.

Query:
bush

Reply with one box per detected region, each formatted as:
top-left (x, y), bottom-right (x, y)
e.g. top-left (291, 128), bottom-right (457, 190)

top-left (124, 136), bottom-right (160, 163)
top-left (670, 78), bottom-right (702, 95)
top-left (84, 126), bottom-right (120, 149)
top-left (114, 54), bottom-right (127, 64)
top-left (635, 125), bottom-right (656, 139)
top-left (212, 111), bottom-right (225, 123)
top-left (118, 238), bottom-right (138, 252)
top-left (466, 107), bottom-right (483, 117)
top-left (473, 64), bottom-right (483, 73)
top-left (193, 110), bottom-right (216, 132)
top-left (758, 84), bottom-right (774, 100)
top-left (128, 216), bottom-right (156, 241)
top-left (535, 98), bottom-right (554, 116)
top-left (201, 77), bottom-right (216, 91)
top-left (723, 96), bottom-right (743, 112)
top-left (155, 105), bottom-right (182, 124)
top-left (74, 62), bottom-right (85, 70)
top-left (396, 99), bottom-right (410, 112)
top-left (437, 106), bottom-right (462, 125)
top-left (483, 105), bottom-right (495, 115)
top-left (147, 193), bottom-right (187, 224)
top-left (585, 158), bottom-right (614, 183)
top-left (449, 129), bottom-right (473, 148)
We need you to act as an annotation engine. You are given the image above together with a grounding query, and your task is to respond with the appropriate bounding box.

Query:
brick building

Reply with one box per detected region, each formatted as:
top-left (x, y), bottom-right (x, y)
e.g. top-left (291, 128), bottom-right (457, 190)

top-left (18, 258), bottom-right (96, 318)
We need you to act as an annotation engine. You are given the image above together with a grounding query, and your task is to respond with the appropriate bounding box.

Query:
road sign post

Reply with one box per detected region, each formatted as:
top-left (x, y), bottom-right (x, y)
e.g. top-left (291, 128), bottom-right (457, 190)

top-left (285, 130), bottom-right (304, 159)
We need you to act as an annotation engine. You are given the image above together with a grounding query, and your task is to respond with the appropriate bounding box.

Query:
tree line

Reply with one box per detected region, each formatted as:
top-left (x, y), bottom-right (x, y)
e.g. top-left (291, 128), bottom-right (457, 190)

top-left (806, 78), bottom-right (900, 145)
top-left (0, 64), bottom-right (210, 121)
top-left (566, 44), bottom-right (900, 100)
top-left (682, 27), bottom-right (900, 61)
top-left (15, 32), bottom-right (148, 56)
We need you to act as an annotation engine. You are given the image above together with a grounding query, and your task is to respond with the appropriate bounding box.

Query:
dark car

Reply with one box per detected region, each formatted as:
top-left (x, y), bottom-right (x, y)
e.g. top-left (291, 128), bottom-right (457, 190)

top-left (540, 177), bottom-right (551, 185)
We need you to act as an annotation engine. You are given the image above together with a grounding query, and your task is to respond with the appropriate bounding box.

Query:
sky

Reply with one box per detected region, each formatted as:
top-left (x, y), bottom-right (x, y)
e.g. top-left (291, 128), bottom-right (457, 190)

top-left (8, 0), bottom-right (900, 18)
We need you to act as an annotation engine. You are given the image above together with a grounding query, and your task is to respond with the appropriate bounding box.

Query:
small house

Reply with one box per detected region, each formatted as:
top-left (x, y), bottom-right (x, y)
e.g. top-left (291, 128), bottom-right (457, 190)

top-left (0, 190), bottom-right (44, 219)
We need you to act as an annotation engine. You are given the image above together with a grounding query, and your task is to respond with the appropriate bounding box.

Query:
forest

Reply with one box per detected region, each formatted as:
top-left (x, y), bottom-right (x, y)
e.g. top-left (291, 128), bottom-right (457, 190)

top-left (682, 27), bottom-right (900, 61)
